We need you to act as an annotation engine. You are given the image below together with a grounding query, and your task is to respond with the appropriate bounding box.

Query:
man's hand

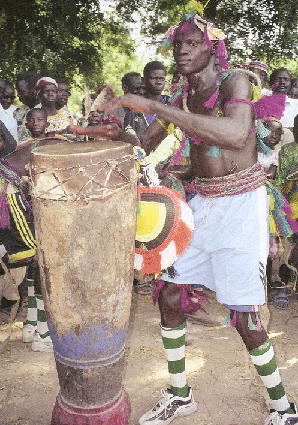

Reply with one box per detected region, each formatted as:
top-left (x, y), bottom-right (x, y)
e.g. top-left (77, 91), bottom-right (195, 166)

top-left (96, 94), bottom-right (153, 114)
top-left (68, 123), bottom-right (121, 140)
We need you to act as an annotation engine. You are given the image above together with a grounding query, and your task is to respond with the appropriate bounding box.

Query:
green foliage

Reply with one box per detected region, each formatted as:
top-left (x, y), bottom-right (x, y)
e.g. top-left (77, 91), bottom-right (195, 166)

top-left (217, 0), bottom-right (298, 64)
top-left (0, 0), bottom-right (104, 82)
top-left (116, 0), bottom-right (298, 66)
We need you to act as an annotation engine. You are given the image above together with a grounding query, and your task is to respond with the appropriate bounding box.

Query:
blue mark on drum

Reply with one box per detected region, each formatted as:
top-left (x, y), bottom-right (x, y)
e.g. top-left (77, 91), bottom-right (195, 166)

top-left (48, 321), bottom-right (128, 369)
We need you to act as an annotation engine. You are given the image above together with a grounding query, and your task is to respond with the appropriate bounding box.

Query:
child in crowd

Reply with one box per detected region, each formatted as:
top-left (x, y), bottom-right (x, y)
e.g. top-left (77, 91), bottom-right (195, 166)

top-left (258, 117), bottom-right (283, 179)
top-left (25, 108), bottom-right (49, 140)
top-left (87, 110), bottom-right (104, 126)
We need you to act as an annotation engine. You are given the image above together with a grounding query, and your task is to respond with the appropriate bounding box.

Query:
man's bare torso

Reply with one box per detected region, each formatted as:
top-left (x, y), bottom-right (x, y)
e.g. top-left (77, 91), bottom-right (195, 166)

top-left (185, 72), bottom-right (258, 179)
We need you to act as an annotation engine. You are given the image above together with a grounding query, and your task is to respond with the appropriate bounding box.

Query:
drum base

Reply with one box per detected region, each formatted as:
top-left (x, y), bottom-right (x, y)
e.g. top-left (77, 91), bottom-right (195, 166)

top-left (51, 388), bottom-right (130, 425)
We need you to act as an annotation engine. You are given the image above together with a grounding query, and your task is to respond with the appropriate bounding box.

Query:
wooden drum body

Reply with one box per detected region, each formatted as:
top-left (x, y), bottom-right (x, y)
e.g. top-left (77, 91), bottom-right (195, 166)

top-left (29, 141), bottom-right (137, 425)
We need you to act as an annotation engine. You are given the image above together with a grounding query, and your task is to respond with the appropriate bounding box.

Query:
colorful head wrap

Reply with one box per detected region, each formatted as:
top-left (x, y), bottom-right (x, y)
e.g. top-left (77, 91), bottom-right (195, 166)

top-left (248, 61), bottom-right (269, 74)
top-left (35, 77), bottom-right (58, 97)
top-left (161, 13), bottom-right (229, 69)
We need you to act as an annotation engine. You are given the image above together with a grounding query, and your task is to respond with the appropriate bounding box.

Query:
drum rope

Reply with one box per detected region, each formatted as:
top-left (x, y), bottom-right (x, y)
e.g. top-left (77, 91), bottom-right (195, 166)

top-left (29, 155), bottom-right (136, 200)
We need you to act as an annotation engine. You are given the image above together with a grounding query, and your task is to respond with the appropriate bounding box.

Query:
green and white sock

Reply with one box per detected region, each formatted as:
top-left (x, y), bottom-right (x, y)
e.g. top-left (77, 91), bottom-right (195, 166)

top-left (25, 278), bottom-right (37, 327)
top-left (36, 294), bottom-right (49, 339)
top-left (161, 321), bottom-right (189, 397)
top-left (249, 338), bottom-right (292, 413)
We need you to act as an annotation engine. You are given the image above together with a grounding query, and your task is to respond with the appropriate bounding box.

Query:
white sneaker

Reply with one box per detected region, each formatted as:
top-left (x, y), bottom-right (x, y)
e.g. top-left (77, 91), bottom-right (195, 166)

top-left (31, 333), bottom-right (53, 353)
top-left (265, 403), bottom-right (298, 425)
top-left (22, 324), bottom-right (37, 343)
top-left (139, 387), bottom-right (197, 425)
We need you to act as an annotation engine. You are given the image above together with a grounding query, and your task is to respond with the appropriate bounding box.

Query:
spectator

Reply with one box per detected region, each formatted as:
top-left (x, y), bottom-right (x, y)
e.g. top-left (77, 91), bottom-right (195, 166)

top-left (0, 82), bottom-right (18, 143)
top-left (270, 68), bottom-right (298, 131)
top-left (143, 61), bottom-right (170, 125)
top-left (14, 71), bottom-right (41, 143)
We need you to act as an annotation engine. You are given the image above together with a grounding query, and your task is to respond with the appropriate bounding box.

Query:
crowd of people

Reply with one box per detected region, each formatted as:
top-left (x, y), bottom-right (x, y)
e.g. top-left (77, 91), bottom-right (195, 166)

top-left (1, 10), bottom-right (298, 425)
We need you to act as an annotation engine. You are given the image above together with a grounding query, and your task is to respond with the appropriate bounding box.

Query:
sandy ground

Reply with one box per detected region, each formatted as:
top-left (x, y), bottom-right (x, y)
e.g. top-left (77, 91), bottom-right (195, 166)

top-left (1, 289), bottom-right (298, 425)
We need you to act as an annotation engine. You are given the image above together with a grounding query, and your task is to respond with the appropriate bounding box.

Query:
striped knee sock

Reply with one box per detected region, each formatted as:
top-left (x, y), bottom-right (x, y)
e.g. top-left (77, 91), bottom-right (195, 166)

top-left (36, 294), bottom-right (50, 339)
top-left (25, 278), bottom-right (37, 327)
top-left (249, 338), bottom-right (293, 414)
top-left (161, 321), bottom-right (189, 397)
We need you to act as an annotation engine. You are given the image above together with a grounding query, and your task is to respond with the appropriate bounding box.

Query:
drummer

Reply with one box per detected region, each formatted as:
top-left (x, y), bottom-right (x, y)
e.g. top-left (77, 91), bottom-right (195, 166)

top-left (0, 111), bottom-right (69, 352)
top-left (70, 12), bottom-right (298, 425)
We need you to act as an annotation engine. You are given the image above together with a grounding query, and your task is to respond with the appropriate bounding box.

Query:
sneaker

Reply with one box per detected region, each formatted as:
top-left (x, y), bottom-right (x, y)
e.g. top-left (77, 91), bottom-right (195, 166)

top-left (134, 281), bottom-right (153, 295)
top-left (22, 324), bottom-right (37, 343)
top-left (265, 403), bottom-right (298, 425)
top-left (31, 333), bottom-right (53, 353)
top-left (139, 387), bottom-right (197, 425)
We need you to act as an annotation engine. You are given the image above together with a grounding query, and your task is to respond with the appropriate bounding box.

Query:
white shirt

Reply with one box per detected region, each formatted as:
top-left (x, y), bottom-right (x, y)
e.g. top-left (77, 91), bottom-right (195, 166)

top-left (280, 96), bottom-right (298, 129)
top-left (0, 104), bottom-right (18, 142)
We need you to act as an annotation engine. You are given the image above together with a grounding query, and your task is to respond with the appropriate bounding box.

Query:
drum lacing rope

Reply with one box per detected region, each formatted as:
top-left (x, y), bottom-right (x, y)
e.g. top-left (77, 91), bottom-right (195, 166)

top-left (30, 154), bottom-right (135, 200)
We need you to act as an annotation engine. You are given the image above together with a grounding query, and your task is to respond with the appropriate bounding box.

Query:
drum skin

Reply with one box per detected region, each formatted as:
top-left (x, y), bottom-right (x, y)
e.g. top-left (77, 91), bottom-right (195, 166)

top-left (29, 140), bottom-right (137, 425)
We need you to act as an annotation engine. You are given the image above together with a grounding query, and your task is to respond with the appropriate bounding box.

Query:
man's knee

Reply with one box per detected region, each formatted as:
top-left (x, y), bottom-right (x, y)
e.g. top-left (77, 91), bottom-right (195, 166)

top-left (158, 281), bottom-right (183, 312)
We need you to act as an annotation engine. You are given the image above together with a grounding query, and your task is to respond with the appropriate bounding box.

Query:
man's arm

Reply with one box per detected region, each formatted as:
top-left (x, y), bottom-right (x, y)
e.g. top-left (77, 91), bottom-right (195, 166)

top-left (97, 73), bottom-right (254, 151)
top-left (140, 119), bottom-right (168, 154)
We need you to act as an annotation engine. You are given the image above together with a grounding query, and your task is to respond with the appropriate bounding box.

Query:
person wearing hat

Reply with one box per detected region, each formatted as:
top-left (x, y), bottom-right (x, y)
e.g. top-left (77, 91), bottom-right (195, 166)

top-left (35, 77), bottom-right (76, 134)
top-left (248, 60), bottom-right (271, 95)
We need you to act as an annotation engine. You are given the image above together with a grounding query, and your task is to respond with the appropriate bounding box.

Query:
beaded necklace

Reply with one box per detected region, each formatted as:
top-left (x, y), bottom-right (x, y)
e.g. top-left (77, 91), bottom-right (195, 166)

top-left (170, 75), bottom-right (222, 161)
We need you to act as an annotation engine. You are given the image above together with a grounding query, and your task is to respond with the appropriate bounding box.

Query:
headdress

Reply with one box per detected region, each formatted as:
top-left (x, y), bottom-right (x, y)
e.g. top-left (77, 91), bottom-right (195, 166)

top-left (248, 61), bottom-right (269, 74)
top-left (35, 77), bottom-right (58, 97)
top-left (160, 1), bottom-right (229, 70)
top-left (95, 84), bottom-right (116, 97)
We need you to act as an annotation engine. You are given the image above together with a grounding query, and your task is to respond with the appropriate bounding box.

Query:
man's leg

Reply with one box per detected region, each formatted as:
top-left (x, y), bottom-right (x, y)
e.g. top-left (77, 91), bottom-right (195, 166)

top-left (159, 282), bottom-right (188, 397)
top-left (139, 282), bottom-right (197, 424)
top-left (235, 311), bottom-right (296, 417)
top-left (30, 263), bottom-right (53, 353)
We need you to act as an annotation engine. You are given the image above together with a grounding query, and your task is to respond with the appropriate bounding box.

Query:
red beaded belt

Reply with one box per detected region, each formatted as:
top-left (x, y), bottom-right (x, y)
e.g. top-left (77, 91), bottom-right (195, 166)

top-left (195, 162), bottom-right (267, 198)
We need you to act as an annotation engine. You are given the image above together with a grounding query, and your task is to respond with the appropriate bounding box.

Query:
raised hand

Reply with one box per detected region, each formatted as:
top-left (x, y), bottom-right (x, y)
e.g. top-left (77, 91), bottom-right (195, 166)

top-left (96, 94), bottom-right (154, 114)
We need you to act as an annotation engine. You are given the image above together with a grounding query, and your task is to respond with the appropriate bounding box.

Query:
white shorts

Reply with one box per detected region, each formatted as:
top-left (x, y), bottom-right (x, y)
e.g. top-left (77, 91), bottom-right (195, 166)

top-left (161, 186), bottom-right (269, 307)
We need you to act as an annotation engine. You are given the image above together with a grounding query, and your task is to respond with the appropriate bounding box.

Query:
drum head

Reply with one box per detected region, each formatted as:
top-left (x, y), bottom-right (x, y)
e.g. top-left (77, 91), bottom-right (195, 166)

top-left (135, 185), bottom-right (195, 275)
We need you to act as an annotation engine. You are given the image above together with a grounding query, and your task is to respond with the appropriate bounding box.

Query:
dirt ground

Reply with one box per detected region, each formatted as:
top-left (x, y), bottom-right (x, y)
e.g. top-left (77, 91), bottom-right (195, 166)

top-left (1, 289), bottom-right (298, 425)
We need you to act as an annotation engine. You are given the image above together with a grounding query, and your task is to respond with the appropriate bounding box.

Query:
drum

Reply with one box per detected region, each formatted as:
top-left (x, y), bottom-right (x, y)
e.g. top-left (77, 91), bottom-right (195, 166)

top-left (29, 140), bottom-right (137, 425)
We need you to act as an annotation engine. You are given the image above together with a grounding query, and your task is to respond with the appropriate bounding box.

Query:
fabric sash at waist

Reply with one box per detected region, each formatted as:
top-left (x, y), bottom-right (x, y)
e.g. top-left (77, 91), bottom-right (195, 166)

top-left (195, 162), bottom-right (267, 198)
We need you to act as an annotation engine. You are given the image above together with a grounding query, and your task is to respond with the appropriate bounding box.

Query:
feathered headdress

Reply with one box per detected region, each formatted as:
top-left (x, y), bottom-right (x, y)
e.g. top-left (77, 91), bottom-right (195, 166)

top-left (160, 0), bottom-right (229, 70)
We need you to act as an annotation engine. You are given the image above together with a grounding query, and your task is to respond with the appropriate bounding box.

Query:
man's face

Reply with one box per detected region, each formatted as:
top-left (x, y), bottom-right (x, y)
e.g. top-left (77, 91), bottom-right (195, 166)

top-left (16, 80), bottom-right (33, 105)
top-left (26, 110), bottom-right (48, 137)
top-left (249, 67), bottom-right (267, 89)
top-left (56, 83), bottom-right (70, 108)
top-left (1, 86), bottom-right (15, 110)
top-left (271, 70), bottom-right (291, 94)
top-left (173, 26), bottom-right (211, 75)
top-left (124, 76), bottom-right (145, 96)
top-left (40, 84), bottom-right (58, 106)
top-left (146, 69), bottom-right (166, 96)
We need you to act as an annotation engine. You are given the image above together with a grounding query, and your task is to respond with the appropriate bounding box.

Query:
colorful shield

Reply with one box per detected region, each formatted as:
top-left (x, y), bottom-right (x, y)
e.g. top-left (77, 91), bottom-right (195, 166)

top-left (135, 185), bottom-right (195, 274)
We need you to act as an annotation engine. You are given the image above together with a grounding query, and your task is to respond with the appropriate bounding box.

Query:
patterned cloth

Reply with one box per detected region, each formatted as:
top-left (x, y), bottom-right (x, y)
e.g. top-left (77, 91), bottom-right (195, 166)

top-left (258, 149), bottom-right (280, 174)
top-left (274, 142), bottom-right (298, 219)
top-left (274, 142), bottom-right (298, 188)
top-left (13, 105), bottom-right (31, 143)
top-left (35, 106), bottom-right (76, 133)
